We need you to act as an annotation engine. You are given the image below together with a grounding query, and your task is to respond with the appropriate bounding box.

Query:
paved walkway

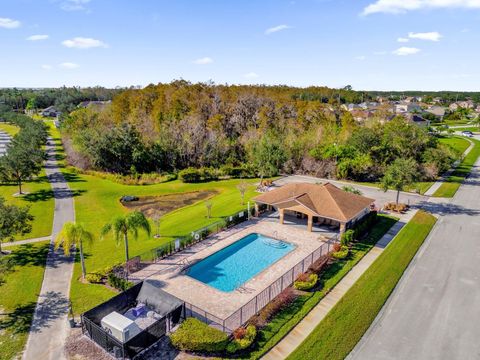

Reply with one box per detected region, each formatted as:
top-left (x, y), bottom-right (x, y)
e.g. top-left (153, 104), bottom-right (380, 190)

top-left (262, 210), bottom-right (418, 359)
top-left (2, 236), bottom-right (52, 248)
top-left (424, 138), bottom-right (474, 196)
top-left (0, 130), bottom-right (11, 156)
top-left (22, 137), bottom-right (75, 360)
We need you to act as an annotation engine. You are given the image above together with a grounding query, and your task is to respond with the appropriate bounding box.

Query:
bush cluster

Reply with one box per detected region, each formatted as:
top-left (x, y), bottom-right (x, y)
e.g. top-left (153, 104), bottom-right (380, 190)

top-left (350, 211), bottom-right (378, 240)
top-left (107, 272), bottom-right (133, 291)
top-left (179, 165), bottom-right (257, 183)
top-left (332, 245), bottom-right (349, 260)
top-left (250, 287), bottom-right (297, 327)
top-left (77, 169), bottom-right (176, 185)
top-left (226, 325), bottom-right (257, 354)
top-left (85, 273), bottom-right (103, 284)
top-left (169, 318), bottom-right (229, 353)
top-left (294, 273), bottom-right (318, 291)
top-left (384, 202), bottom-right (408, 213)
top-left (340, 229), bottom-right (355, 246)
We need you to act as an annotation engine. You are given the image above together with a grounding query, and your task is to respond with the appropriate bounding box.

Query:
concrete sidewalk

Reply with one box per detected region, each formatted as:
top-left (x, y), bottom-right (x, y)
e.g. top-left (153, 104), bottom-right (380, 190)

top-left (262, 210), bottom-right (418, 360)
top-left (22, 137), bottom-right (75, 360)
top-left (2, 236), bottom-right (52, 248)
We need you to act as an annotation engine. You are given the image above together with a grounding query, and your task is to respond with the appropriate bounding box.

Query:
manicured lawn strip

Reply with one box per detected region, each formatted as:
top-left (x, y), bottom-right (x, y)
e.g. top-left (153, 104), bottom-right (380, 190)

top-left (69, 175), bottom-right (261, 314)
top-left (451, 127), bottom-right (480, 133)
top-left (438, 136), bottom-right (471, 155)
top-left (0, 123), bottom-right (20, 136)
top-left (287, 211), bottom-right (437, 360)
top-left (0, 241), bottom-right (50, 360)
top-left (240, 215), bottom-right (398, 359)
top-left (433, 138), bottom-right (480, 197)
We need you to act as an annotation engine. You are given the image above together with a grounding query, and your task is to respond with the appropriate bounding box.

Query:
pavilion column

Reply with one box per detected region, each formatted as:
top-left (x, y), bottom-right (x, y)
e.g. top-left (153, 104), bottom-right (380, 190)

top-left (307, 214), bottom-right (313, 232)
top-left (279, 208), bottom-right (285, 224)
top-left (254, 203), bottom-right (259, 217)
top-left (339, 222), bottom-right (346, 234)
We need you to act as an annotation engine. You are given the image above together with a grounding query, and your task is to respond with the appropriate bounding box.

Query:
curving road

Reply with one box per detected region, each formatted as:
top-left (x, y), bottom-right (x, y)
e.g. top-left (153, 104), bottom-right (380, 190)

top-left (349, 149), bottom-right (480, 359)
top-left (22, 137), bottom-right (75, 360)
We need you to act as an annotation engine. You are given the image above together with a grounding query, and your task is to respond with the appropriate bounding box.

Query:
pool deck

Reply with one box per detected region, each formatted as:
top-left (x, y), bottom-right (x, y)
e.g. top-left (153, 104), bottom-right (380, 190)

top-left (130, 217), bottom-right (334, 321)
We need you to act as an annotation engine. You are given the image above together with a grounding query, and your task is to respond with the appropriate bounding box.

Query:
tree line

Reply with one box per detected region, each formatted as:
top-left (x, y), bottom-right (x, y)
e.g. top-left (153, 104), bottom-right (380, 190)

top-left (60, 81), bottom-right (456, 188)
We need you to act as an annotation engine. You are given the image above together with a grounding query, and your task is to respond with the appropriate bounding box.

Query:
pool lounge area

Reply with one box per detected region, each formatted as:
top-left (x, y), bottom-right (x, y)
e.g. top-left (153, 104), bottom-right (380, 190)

top-left (139, 218), bottom-right (329, 326)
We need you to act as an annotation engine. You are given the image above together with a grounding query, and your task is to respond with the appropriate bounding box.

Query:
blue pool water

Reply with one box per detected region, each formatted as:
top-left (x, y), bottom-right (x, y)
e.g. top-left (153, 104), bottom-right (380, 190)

top-left (186, 233), bottom-right (294, 292)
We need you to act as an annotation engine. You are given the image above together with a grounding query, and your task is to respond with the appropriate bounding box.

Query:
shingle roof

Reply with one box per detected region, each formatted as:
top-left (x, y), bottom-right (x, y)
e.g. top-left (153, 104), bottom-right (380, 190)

top-left (253, 182), bottom-right (375, 222)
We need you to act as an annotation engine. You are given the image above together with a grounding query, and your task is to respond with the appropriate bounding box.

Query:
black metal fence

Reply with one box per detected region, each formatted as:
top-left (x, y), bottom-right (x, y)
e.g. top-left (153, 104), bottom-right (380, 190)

top-left (81, 282), bottom-right (183, 359)
top-left (136, 205), bottom-right (258, 263)
top-left (184, 236), bottom-right (337, 332)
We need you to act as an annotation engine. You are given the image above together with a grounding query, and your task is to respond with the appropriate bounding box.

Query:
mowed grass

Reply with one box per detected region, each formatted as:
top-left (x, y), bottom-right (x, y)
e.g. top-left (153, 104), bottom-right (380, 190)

top-left (0, 122), bottom-right (54, 240)
top-left (68, 174), bottom-right (261, 314)
top-left (287, 211), bottom-right (437, 360)
top-left (0, 241), bottom-right (50, 360)
top-left (438, 136), bottom-right (471, 154)
top-left (433, 138), bottom-right (480, 197)
top-left (452, 127), bottom-right (480, 133)
top-left (0, 123), bottom-right (20, 136)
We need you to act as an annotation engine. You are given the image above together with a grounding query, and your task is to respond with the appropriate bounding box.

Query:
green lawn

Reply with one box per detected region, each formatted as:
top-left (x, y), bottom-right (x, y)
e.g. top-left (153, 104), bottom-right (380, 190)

top-left (433, 138), bottom-right (480, 197)
top-left (68, 174), bottom-right (261, 314)
top-left (451, 127), bottom-right (480, 133)
top-left (242, 215), bottom-right (398, 359)
top-left (0, 241), bottom-right (50, 360)
top-left (0, 122), bottom-right (54, 240)
top-left (287, 210), bottom-right (437, 360)
top-left (0, 123), bottom-right (20, 136)
top-left (438, 136), bottom-right (471, 154)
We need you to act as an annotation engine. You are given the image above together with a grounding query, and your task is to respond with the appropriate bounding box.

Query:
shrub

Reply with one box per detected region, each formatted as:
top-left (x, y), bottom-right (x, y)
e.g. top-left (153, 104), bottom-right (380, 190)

top-left (250, 287), bottom-right (297, 327)
top-left (332, 243), bottom-right (341, 252)
top-left (85, 272), bottom-right (103, 284)
top-left (308, 254), bottom-right (329, 274)
top-left (226, 325), bottom-right (257, 353)
top-left (332, 245), bottom-right (349, 260)
top-left (179, 167), bottom-right (202, 183)
top-left (169, 318), bottom-right (229, 353)
top-left (294, 273), bottom-right (318, 291)
top-left (107, 272), bottom-right (133, 291)
top-left (340, 230), bottom-right (355, 246)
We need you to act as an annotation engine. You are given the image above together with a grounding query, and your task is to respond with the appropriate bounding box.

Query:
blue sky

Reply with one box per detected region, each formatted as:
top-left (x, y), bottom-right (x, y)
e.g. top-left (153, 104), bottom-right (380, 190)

top-left (1, 0), bottom-right (480, 90)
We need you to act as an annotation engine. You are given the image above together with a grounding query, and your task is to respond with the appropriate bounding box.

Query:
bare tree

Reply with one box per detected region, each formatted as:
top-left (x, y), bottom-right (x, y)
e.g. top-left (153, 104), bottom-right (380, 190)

top-left (237, 180), bottom-right (248, 205)
top-left (205, 200), bottom-right (213, 219)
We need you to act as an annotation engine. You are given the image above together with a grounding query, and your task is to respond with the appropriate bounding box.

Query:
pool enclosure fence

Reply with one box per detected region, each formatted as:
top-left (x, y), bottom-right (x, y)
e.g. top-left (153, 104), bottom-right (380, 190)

top-left (184, 235), bottom-right (337, 332)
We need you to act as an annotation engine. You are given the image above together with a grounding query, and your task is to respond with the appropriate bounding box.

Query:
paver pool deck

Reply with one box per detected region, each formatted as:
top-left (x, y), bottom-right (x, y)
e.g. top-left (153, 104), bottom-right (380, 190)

top-left (131, 218), bottom-right (335, 321)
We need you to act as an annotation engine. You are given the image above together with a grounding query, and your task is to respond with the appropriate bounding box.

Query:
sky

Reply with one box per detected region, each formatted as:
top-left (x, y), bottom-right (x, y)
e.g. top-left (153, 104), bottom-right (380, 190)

top-left (1, 0), bottom-right (480, 90)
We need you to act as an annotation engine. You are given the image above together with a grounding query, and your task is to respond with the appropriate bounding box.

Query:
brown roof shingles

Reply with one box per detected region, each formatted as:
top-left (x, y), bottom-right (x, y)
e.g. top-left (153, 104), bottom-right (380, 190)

top-left (253, 182), bottom-right (374, 222)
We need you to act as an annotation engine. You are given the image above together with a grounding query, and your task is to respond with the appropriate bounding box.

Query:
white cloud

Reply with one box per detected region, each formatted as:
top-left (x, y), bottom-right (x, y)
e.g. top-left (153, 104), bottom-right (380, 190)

top-left (243, 72), bottom-right (259, 79)
top-left (60, 0), bottom-right (91, 11)
top-left (392, 46), bottom-right (421, 56)
top-left (62, 37), bottom-right (107, 49)
top-left (0, 17), bottom-right (21, 29)
top-left (363, 0), bottom-right (480, 15)
top-left (408, 31), bottom-right (442, 41)
top-left (397, 37), bottom-right (409, 42)
top-left (265, 24), bottom-right (292, 35)
top-left (192, 57), bottom-right (213, 65)
top-left (27, 34), bottom-right (49, 41)
top-left (41, 64), bottom-right (53, 70)
top-left (355, 55), bottom-right (366, 60)
top-left (59, 62), bottom-right (79, 69)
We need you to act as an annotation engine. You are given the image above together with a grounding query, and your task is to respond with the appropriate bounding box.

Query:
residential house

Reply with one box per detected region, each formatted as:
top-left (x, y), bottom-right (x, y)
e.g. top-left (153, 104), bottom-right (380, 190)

top-left (426, 106), bottom-right (446, 120)
top-left (77, 100), bottom-right (111, 111)
top-left (394, 102), bottom-right (421, 114)
top-left (41, 106), bottom-right (61, 118)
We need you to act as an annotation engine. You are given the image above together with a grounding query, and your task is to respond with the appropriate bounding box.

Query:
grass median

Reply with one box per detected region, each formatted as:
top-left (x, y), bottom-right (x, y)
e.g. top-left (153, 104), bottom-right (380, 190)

top-left (287, 210), bottom-right (437, 360)
top-left (433, 138), bottom-right (480, 197)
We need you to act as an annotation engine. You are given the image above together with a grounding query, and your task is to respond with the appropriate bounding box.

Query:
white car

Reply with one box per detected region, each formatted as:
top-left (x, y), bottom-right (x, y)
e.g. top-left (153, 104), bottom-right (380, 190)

top-left (461, 131), bottom-right (474, 137)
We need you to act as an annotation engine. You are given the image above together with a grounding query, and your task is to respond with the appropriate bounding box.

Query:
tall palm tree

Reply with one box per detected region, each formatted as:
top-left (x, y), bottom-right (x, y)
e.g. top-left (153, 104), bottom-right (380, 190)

top-left (55, 222), bottom-right (94, 280)
top-left (101, 211), bottom-right (151, 264)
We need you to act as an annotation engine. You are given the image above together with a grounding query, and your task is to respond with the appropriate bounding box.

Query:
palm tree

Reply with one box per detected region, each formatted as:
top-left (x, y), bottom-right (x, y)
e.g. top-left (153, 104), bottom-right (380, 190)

top-left (55, 222), bottom-right (94, 280)
top-left (101, 211), bottom-right (151, 264)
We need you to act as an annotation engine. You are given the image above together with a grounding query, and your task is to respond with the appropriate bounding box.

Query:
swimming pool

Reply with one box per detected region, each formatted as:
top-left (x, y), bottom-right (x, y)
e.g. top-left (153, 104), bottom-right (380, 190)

top-left (186, 233), bottom-right (294, 292)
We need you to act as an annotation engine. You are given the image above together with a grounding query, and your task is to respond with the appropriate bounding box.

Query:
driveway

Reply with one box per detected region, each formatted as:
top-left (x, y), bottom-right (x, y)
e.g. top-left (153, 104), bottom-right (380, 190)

top-left (348, 158), bottom-right (480, 359)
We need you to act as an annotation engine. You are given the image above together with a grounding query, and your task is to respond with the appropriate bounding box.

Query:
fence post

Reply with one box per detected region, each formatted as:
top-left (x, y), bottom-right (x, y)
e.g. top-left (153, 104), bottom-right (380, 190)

top-left (269, 285), bottom-right (272, 301)
top-left (255, 296), bottom-right (258, 314)
top-left (302, 259), bottom-right (305, 273)
top-left (240, 307), bottom-right (243, 325)
top-left (281, 276), bottom-right (284, 290)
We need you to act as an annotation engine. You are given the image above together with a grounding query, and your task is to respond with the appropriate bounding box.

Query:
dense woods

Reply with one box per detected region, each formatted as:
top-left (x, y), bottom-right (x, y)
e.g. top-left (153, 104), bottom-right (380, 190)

top-left (60, 81), bottom-right (456, 184)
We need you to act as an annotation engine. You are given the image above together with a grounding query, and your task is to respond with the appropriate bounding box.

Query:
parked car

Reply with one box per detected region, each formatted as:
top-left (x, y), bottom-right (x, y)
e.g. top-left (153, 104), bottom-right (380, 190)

top-left (461, 131), bottom-right (474, 137)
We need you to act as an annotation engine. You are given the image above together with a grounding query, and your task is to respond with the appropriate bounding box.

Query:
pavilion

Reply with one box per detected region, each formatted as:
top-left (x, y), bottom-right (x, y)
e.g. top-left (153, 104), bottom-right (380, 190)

top-left (253, 182), bottom-right (375, 233)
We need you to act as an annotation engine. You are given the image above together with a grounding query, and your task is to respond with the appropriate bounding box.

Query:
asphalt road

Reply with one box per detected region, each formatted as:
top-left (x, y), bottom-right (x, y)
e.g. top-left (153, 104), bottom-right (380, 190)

top-left (349, 158), bottom-right (480, 359)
